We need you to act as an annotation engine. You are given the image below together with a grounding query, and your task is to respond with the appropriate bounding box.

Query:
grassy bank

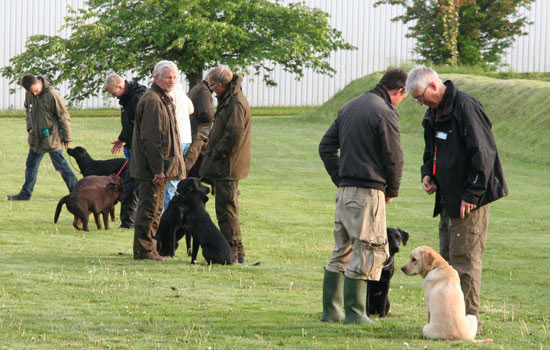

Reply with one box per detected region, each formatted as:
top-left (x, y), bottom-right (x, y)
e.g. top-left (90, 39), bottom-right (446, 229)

top-left (0, 73), bottom-right (549, 348)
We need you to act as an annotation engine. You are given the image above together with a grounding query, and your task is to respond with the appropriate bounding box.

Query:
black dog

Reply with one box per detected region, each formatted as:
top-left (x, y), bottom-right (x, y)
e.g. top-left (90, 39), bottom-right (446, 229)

top-left (366, 227), bottom-right (409, 317)
top-left (67, 146), bottom-right (127, 177)
top-left (156, 177), bottom-right (210, 257)
top-left (184, 187), bottom-right (234, 265)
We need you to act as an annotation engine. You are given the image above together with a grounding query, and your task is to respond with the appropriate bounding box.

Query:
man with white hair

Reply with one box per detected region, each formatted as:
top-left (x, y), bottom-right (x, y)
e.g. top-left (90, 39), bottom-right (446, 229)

top-left (130, 60), bottom-right (186, 261)
top-left (406, 65), bottom-right (508, 332)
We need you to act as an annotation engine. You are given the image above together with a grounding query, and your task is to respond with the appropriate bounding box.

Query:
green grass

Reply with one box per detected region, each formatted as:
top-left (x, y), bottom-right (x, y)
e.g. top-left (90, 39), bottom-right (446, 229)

top-left (1, 73), bottom-right (549, 348)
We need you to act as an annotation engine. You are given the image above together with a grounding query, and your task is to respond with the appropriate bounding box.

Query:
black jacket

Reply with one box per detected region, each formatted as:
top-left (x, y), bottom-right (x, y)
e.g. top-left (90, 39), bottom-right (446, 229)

top-left (421, 80), bottom-right (508, 218)
top-left (319, 84), bottom-right (404, 198)
top-left (188, 80), bottom-right (215, 141)
top-left (117, 80), bottom-right (147, 150)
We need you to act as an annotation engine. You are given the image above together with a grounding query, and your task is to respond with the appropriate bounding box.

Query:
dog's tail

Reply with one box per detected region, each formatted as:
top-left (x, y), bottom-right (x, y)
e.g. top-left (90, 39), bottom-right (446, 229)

top-left (54, 195), bottom-right (68, 223)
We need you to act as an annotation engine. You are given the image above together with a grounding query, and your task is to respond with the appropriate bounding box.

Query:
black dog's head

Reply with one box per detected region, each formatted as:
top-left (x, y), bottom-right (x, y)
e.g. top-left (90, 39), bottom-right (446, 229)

top-left (176, 177), bottom-right (210, 197)
top-left (67, 146), bottom-right (88, 160)
top-left (387, 227), bottom-right (409, 256)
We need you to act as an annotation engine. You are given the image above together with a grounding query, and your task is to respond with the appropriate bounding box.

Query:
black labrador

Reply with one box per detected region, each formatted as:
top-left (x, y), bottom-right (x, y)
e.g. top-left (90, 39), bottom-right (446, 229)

top-left (67, 146), bottom-right (127, 177)
top-left (366, 227), bottom-right (409, 318)
top-left (156, 177), bottom-right (210, 258)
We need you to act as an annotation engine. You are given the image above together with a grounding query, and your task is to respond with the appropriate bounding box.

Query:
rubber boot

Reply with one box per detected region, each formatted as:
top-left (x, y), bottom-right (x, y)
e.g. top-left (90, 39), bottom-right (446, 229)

top-left (344, 276), bottom-right (374, 324)
top-left (320, 269), bottom-right (345, 322)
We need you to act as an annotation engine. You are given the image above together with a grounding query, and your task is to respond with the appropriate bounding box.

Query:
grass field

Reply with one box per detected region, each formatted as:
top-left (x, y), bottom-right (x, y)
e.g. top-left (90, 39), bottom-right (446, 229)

top-left (0, 74), bottom-right (549, 349)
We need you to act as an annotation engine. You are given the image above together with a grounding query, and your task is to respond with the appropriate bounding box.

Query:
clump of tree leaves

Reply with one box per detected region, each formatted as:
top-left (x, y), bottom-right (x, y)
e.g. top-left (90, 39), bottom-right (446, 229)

top-left (375, 0), bottom-right (533, 68)
top-left (1, 0), bottom-right (355, 103)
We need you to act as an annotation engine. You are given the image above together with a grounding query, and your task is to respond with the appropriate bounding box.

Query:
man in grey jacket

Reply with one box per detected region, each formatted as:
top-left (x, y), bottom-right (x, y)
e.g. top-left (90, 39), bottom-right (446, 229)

top-left (318, 69), bottom-right (408, 324)
top-left (7, 74), bottom-right (77, 201)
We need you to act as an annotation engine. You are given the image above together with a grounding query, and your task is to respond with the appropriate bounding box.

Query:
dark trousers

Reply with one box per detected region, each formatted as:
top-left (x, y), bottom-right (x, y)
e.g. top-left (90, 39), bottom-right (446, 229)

top-left (20, 148), bottom-right (77, 196)
top-left (439, 205), bottom-right (489, 317)
top-left (119, 169), bottom-right (139, 226)
top-left (133, 180), bottom-right (166, 259)
top-left (214, 179), bottom-right (244, 257)
top-left (185, 138), bottom-right (206, 177)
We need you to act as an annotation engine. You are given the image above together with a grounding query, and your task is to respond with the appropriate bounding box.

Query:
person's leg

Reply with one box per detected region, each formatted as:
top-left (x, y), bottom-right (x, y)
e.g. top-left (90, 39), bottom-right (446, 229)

top-left (49, 150), bottom-right (78, 192)
top-left (19, 148), bottom-right (45, 197)
top-left (134, 180), bottom-right (166, 260)
top-left (448, 205), bottom-right (489, 319)
top-left (119, 149), bottom-right (138, 228)
top-left (215, 179), bottom-right (243, 262)
top-left (163, 143), bottom-right (190, 211)
top-left (184, 139), bottom-right (205, 173)
top-left (439, 210), bottom-right (451, 261)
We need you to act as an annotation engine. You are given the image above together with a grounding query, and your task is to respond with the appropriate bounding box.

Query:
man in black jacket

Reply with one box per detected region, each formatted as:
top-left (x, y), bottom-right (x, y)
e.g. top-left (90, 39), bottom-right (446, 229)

top-left (319, 69), bottom-right (407, 324)
top-left (186, 80), bottom-right (215, 177)
top-left (104, 74), bottom-right (147, 229)
top-left (406, 66), bottom-right (508, 333)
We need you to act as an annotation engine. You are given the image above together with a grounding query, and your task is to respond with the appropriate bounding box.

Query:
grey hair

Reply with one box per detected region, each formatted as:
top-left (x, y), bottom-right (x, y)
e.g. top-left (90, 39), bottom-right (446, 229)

top-left (206, 66), bottom-right (233, 86)
top-left (153, 60), bottom-right (179, 78)
top-left (104, 73), bottom-right (124, 90)
top-left (406, 65), bottom-right (443, 93)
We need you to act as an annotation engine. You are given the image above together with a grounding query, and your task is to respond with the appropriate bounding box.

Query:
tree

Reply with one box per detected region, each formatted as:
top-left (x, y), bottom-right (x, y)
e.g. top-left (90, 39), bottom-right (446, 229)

top-left (1, 0), bottom-right (355, 103)
top-left (375, 0), bottom-right (532, 67)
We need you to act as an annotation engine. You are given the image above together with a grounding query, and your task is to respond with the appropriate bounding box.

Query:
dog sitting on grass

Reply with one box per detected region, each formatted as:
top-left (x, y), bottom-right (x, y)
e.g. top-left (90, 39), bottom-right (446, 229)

top-left (54, 183), bottom-right (122, 231)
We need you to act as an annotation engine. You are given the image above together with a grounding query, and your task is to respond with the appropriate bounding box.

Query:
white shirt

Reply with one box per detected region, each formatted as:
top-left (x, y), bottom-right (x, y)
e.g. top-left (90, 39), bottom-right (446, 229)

top-left (169, 82), bottom-right (194, 144)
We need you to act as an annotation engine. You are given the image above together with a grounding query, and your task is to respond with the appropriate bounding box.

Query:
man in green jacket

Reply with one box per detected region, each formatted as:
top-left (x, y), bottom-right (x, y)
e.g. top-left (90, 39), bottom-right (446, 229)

top-left (7, 75), bottom-right (77, 201)
top-left (200, 66), bottom-right (251, 264)
top-left (131, 60), bottom-right (186, 261)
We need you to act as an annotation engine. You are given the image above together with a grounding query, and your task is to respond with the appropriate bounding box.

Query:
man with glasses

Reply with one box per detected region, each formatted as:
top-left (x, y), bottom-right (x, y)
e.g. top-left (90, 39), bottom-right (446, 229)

top-left (318, 69), bottom-right (407, 324)
top-left (406, 65), bottom-right (508, 333)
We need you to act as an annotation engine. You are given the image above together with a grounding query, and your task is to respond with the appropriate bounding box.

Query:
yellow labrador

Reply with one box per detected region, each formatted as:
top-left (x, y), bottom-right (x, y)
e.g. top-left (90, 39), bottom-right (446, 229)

top-left (401, 246), bottom-right (479, 341)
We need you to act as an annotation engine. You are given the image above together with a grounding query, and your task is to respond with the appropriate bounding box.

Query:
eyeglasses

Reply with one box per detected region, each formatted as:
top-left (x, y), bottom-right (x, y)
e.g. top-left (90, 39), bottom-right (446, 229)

top-left (207, 81), bottom-right (217, 89)
top-left (414, 84), bottom-right (430, 103)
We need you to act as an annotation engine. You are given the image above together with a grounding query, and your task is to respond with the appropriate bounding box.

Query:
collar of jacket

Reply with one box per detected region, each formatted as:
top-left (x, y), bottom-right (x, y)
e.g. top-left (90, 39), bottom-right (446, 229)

top-left (151, 82), bottom-right (173, 105)
top-left (369, 84), bottom-right (396, 110)
top-left (216, 74), bottom-right (243, 109)
top-left (36, 76), bottom-right (53, 95)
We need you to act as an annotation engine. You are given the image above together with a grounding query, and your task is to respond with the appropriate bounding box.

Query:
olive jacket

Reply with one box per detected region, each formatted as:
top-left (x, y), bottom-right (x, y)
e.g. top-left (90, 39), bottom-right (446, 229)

top-left (130, 83), bottom-right (186, 181)
top-left (188, 80), bottom-right (215, 141)
top-left (199, 74), bottom-right (251, 180)
top-left (24, 76), bottom-right (72, 154)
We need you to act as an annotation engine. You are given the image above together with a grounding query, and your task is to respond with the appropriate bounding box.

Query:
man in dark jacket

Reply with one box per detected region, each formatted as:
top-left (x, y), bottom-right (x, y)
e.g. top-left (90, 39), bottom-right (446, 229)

top-left (7, 74), bottom-right (77, 200)
top-left (186, 80), bottom-right (215, 177)
top-left (104, 74), bottom-right (147, 228)
top-left (199, 66), bottom-right (251, 264)
top-left (318, 69), bottom-right (407, 324)
top-left (131, 60), bottom-right (186, 261)
top-left (406, 66), bottom-right (508, 332)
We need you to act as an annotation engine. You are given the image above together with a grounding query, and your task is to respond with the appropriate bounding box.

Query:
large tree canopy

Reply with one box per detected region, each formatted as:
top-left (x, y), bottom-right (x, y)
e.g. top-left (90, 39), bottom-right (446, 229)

top-left (1, 0), bottom-right (355, 103)
top-left (375, 0), bottom-right (532, 67)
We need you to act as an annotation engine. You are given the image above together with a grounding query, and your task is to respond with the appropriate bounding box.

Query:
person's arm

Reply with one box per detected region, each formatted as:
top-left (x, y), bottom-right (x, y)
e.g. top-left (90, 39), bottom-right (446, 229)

top-left (318, 119), bottom-right (341, 187)
top-left (140, 99), bottom-right (165, 177)
top-left (379, 111), bottom-right (403, 199)
top-left (51, 89), bottom-right (72, 147)
top-left (210, 103), bottom-right (247, 158)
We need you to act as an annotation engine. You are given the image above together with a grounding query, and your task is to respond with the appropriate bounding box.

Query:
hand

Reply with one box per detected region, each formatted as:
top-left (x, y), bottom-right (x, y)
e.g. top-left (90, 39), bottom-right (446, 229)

top-left (153, 172), bottom-right (165, 185)
top-left (111, 139), bottom-right (124, 154)
top-left (422, 175), bottom-right (437, 195)
top-left (28, 128), bottom-right (34, 134)
top-left (64, 142), bottom-right (70, 151)
top-left (385, 196), bottom-right (393, 204)
top-left (460, 200), bottom-right (476, 218)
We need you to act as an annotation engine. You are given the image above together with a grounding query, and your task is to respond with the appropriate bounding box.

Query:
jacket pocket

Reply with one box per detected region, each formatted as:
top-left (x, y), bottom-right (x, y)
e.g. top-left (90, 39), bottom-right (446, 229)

top-left (38, 126), bottom-right (59, 150)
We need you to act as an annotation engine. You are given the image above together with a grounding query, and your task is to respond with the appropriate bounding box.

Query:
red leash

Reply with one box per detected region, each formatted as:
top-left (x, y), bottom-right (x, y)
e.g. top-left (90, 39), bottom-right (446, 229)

top-left (116, 160), bottom-right (128, 177)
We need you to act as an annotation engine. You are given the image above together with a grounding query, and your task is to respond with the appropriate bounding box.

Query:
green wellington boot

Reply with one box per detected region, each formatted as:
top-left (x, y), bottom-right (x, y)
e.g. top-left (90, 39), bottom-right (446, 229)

top-left (343, 276), bottom-right (374, 324)
top-left (320, 269), bottom-right (345, 322)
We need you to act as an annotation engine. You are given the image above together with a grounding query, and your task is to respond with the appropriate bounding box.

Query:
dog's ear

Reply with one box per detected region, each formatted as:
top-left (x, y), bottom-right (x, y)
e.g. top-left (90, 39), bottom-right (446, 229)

top-left (200, 191), bottom-right (209, 203)
top-left (400, 229), bottom-right (410, 246)
top-left (421, 249), bottom-right (437, 271)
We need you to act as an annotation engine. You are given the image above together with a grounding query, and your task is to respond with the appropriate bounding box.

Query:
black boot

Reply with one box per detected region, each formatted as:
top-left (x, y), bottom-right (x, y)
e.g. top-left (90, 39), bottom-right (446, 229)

top-left (320, 269), bottom-right (345, 322)
top-left (344, 276), bottom-right (374, 324)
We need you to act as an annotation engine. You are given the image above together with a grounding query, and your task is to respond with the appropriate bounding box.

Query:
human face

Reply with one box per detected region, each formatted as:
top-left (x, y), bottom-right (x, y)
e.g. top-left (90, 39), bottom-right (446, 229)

top-left (207, 79), bottom-right (226, 97)
top-left (154, 67), bottom-right (177, 92)
top-left (106, 83), bottom-right (125, 98)
top-left (412, 84), bottom-right (430, 104)
top-left (28, 82), bottom-right (43, 96)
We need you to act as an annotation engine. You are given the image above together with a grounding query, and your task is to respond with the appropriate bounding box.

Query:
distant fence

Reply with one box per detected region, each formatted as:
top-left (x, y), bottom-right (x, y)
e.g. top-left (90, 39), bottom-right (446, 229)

top-left (1, 0), bottom-right (548, 109)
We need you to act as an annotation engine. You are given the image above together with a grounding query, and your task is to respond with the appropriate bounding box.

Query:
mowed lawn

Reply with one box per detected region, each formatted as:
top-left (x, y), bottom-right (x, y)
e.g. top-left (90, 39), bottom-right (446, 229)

top-left (0, 89), bottom-right (549, 348)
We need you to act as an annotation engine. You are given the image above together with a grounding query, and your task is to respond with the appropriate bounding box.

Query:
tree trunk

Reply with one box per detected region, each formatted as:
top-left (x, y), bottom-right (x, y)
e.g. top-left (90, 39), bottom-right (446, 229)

top-left (186, 69), bottom-right (203, 92)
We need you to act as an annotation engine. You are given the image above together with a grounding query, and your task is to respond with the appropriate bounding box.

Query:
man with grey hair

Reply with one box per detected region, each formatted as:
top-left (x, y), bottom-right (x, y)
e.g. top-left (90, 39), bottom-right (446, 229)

top-left (130, 60), bottom-right (186, 260)
top-left (407, 65), bottom-right (508, 332)
top-left (200, 66), bottom-right (251, 264)
top-left (104, 73), bottom-right (146, 228)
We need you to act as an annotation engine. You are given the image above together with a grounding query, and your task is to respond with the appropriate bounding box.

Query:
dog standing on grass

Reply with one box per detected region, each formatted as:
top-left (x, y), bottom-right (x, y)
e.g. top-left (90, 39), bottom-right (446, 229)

top-left (401, 246), bottom-right (492, 342)
top-left (67, 146), bottom-right (126, 177)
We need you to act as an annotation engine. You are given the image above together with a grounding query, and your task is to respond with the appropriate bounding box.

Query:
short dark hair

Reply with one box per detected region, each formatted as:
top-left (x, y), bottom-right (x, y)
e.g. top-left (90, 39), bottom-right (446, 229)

top-left (379, 69), bottom-right (408, 91)
top-left (21, 74), bottom-right (39, 90)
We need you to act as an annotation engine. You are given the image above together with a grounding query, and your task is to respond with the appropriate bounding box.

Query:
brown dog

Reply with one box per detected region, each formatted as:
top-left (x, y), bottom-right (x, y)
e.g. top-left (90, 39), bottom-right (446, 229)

top-left (54, 183), bottom-right (122, 231)
top-left (401, 246), bottom-right (481, 341)
top-left (73, 175), bottom-right (123, 223)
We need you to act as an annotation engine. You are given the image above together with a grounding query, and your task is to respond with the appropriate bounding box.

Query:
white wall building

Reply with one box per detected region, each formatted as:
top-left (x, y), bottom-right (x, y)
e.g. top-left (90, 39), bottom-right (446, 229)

top-left (1, 0), bottom-right (548, 109)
